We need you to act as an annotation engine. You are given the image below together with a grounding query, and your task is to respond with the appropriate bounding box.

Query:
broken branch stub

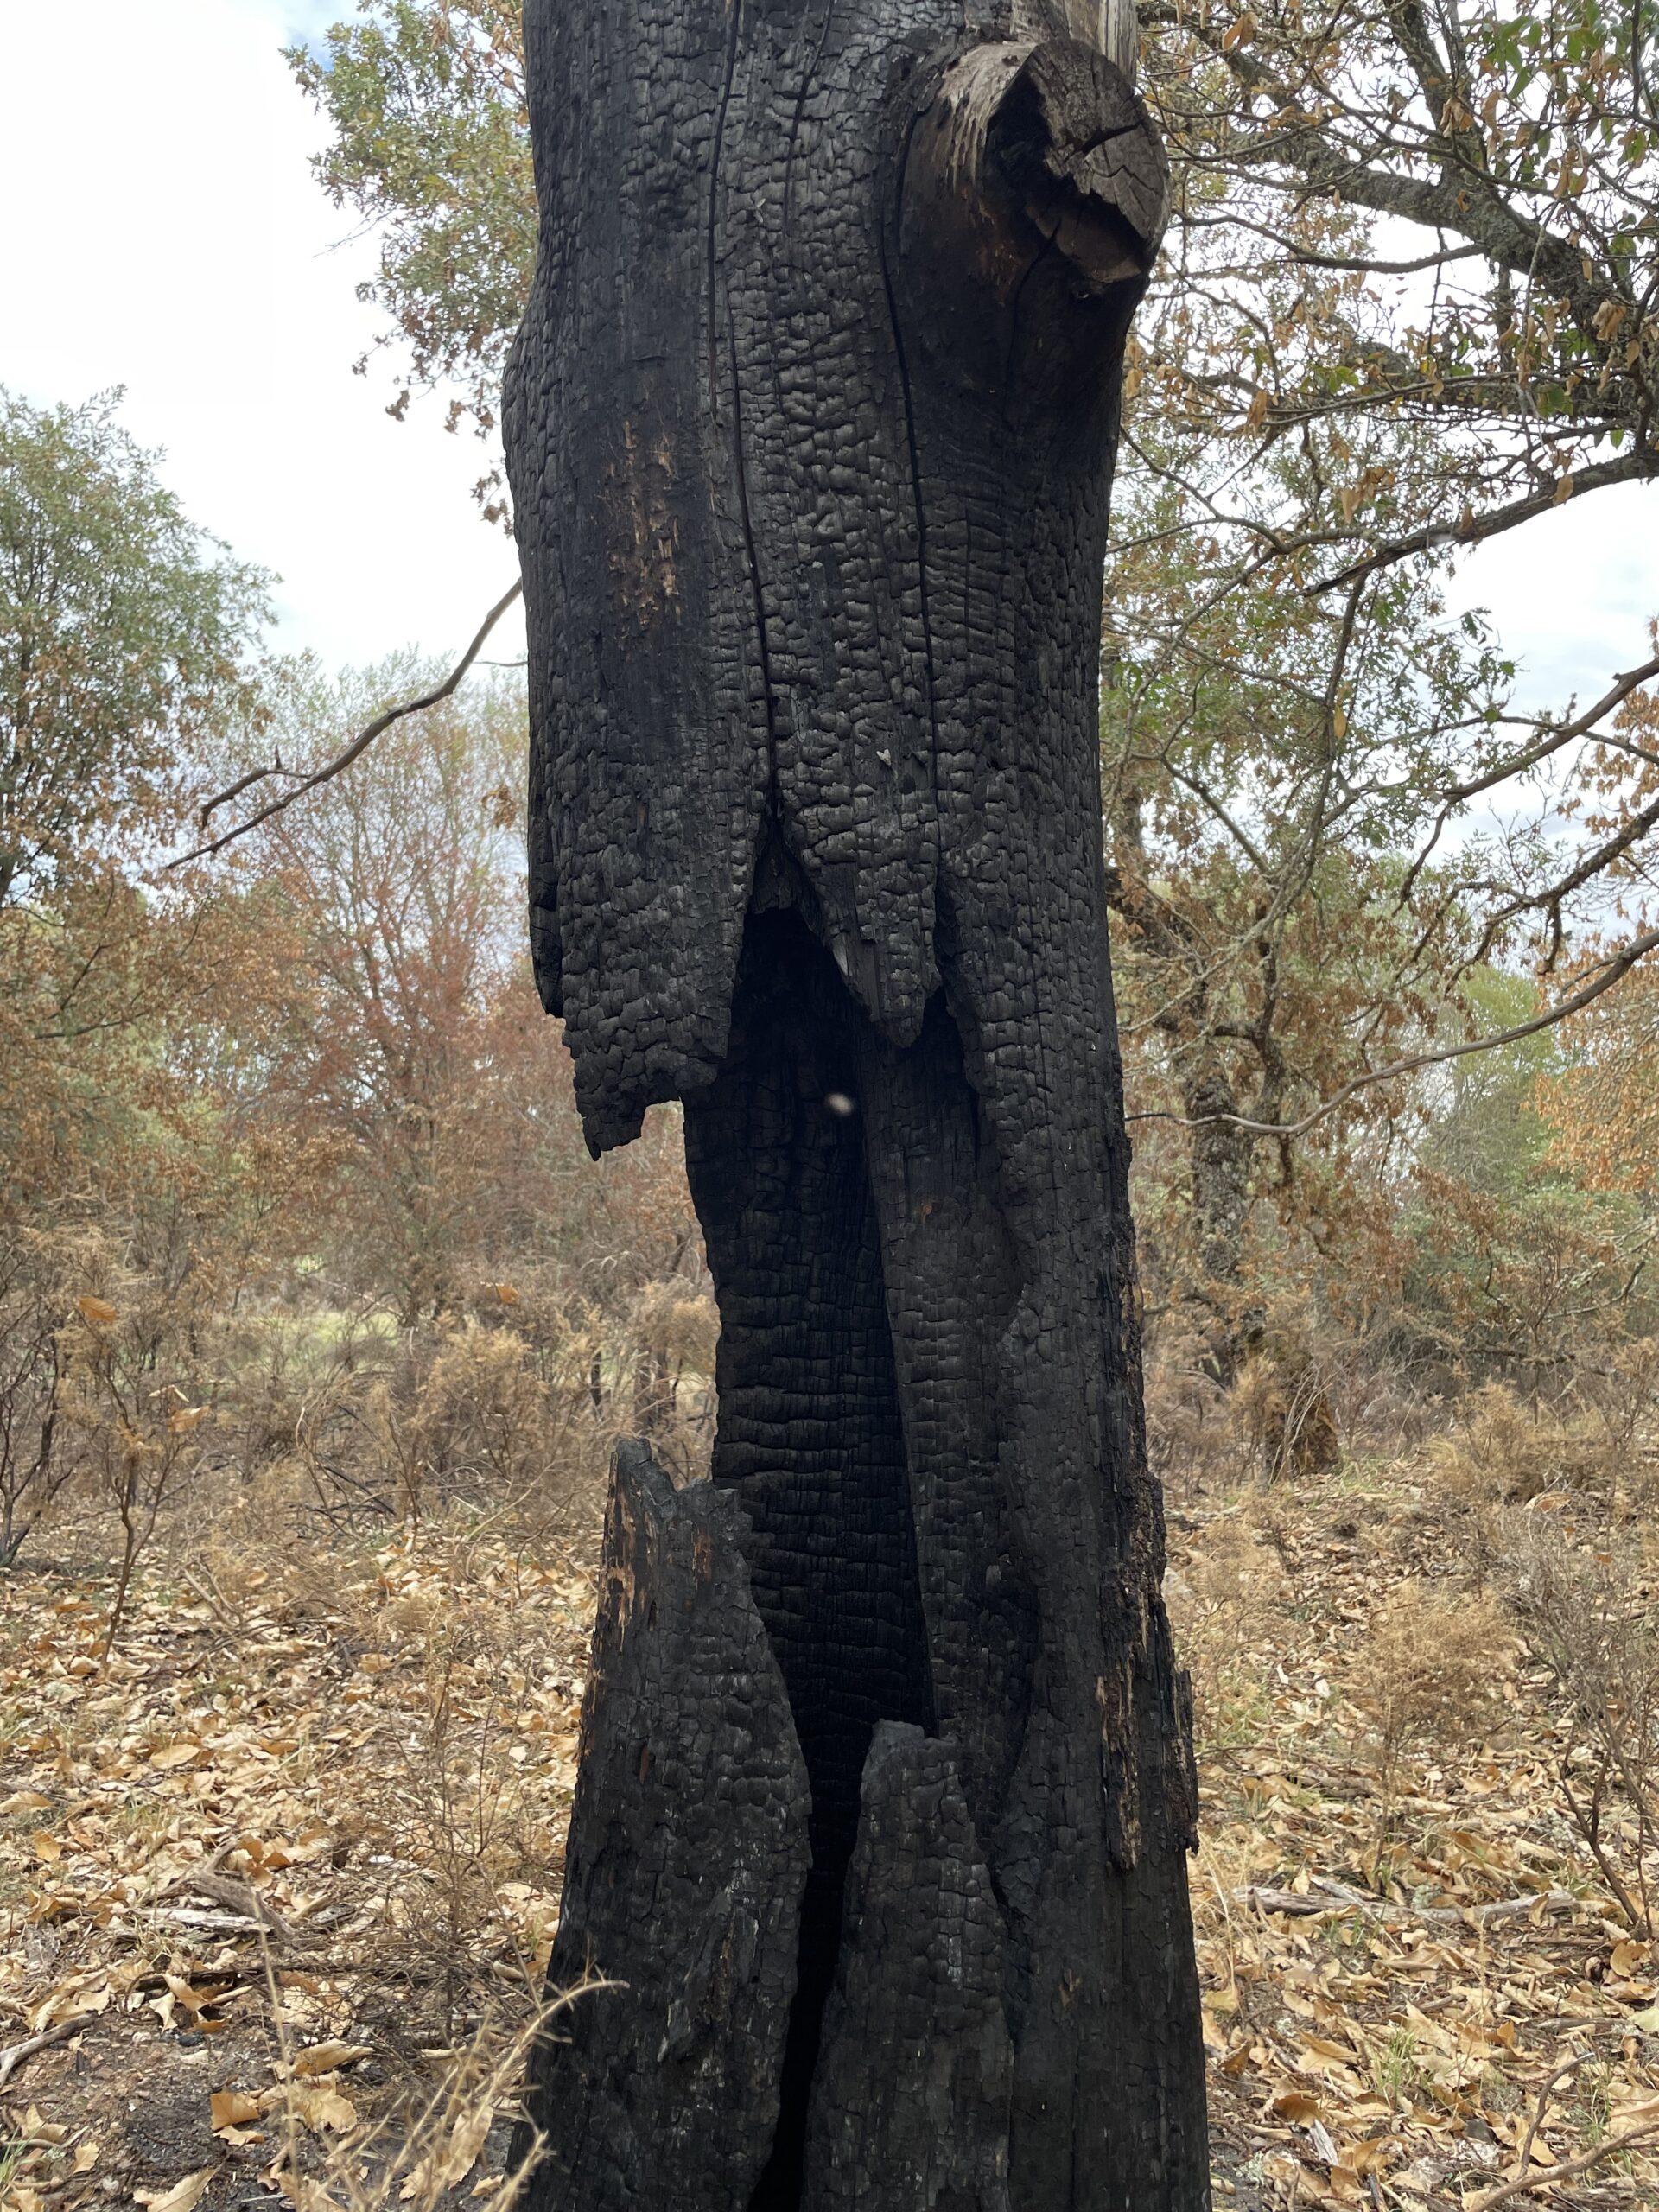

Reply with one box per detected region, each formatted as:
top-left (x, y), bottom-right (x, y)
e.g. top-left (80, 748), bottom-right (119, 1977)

top-left (899, 37), bottom-right (1167, 402)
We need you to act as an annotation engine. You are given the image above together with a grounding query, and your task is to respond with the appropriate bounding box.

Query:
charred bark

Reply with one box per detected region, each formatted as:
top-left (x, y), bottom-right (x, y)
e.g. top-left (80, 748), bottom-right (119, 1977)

top-left (517, 1444), bottom-right (811, 2209)
top-left (507, 1), bottom-right (1207, 2203)
top-left (801, 1724), bottom-right (1014, 2212)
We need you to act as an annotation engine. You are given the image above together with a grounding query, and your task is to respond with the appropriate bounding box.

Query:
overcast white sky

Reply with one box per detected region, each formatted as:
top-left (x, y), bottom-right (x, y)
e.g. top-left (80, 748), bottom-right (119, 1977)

top-left (0, 0), bottom-right (1654, 708)
top-left (0, 0), bottom-right (524, 673)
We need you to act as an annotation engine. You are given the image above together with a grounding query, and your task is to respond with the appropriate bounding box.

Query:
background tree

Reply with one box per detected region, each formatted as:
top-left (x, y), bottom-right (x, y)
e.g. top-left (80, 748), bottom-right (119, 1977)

top-left (1116, 0), bottom-right (1659, 1175)
top-left (238, 655), bottom-right (696, 1325)
top-left (287, 2), bottom-right (532, 497)
top-left (245, 655), bottom-right (527, 1322)
top-left (1137, 0), bottom-right (1659, 564)
top-left (0, 387), bottom-right (287, 1217)
top-left (1095, 118), bottom-right (1659, 1384)
top-left (1101, 401), bottom-right (1514, 1371)
top-left (0, 385), bottom-right (270, 910)
top-left (0, 385), bottom-right (702, 1575)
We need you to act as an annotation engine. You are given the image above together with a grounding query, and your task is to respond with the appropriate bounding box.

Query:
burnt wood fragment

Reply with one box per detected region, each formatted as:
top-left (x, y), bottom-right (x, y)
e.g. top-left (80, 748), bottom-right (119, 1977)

top-left (513, 1443), bottom-right (810, 2209)
top-left (802, 1724), bottom-right (1014, 2212)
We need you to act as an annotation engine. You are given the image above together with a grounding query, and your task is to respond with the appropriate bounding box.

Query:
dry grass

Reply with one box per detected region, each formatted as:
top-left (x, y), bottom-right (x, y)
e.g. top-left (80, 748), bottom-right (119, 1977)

top-left (1427, 1381), bottom-right (1624, 1506)
top-left (1175, 1459), bottom-right (1659, 2208)
top-left (1166, 1515), bottom-right (1291, 1754)
top-left (1144, 1325), bottom-right (1257, 1500)
top-left (1233, 1351), bottom-right (1343, 1485)
top-left (1490, 1508), bottom-right (1659, 1938)
top-left (1350, 1583), bottom-right (1512, 1811)
top-left (266, 2006), bottom-right (549, 2212)
top-left (4, 1352), bottom-right (1659, 2211)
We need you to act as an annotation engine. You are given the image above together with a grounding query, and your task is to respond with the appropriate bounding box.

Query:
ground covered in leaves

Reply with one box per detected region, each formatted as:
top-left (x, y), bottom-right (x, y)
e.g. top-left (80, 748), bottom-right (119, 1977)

top-left (1179, 1461), bottom-right (1659, 2209)
top-left (0, 1510), bottom-right (593, 2212)
top-left (3, 1456), bottom-right (1658, 2210)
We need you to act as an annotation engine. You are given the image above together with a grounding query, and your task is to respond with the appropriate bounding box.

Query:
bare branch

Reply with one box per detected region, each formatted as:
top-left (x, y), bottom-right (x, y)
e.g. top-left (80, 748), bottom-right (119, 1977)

top-left (1180, 210), bottom-right (1484, 276)
top-left (168, 580), bottom-right (524, 868)
top-left (1309, 452), bottom-right (1657, 596)
top-left (198, 754), bottom-right (294, 826)
top-left (1126, 925), bottom-right (1659, 1140)
top-left (1442, 651), bottom-right (1659, 805)
top-left (1399, 645), bottom-right (1659, 904)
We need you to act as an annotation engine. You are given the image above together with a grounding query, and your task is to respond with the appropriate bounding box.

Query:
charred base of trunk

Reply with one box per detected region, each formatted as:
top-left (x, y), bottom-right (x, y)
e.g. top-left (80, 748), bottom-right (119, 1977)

top-left (518, 909), bottom-right (1207, 2210)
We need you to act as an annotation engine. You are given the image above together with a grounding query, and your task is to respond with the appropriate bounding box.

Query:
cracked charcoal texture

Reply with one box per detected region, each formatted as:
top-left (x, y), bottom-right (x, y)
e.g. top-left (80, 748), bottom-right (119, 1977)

top-left (802, 1725), bottom-right (1014, 2212)
top-left (512, 1443), bottom-right (811, 2209)
top-left (508, 0), bottom-right (1208, 2206)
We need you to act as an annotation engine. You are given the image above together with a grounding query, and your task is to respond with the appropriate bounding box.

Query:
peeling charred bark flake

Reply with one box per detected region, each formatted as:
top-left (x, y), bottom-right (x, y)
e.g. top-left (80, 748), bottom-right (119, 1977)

top-left (513, 1444), bottom-right (810, 2209)
top-left (508, 1), bottom-right (1208, 2205)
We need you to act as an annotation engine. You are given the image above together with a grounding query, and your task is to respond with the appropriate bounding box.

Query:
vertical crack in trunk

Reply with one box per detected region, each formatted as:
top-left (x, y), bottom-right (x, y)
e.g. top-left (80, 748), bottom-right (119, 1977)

top-left (879, 98), bottom-right (944, 777)
top-left (706, 0), bottom-right (744, 419)
top-left (684, 907), bottom-right (938, 2212)
top-left (727, 311), bottom-right (783, 771)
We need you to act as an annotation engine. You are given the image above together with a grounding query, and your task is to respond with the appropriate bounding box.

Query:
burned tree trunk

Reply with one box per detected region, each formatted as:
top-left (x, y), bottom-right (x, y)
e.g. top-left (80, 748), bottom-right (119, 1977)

top-left (506, 1), bottom-right (1208, 2204)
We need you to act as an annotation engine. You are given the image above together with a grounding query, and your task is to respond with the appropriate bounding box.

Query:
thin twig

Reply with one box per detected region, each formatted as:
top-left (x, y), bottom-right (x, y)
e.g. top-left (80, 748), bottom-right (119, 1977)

top-left (1236, 1879), bottom-right (1577, 1926)
top-left (0, 2013), bottom-right (90, 2088)
top-left (199, 755), bottom-right (292, 826)
top-left (168, 580), bottom-right (524, 868)
top-left (1514, 2053), bottom-right (1585, 2185)
top-left (1559, 1764), bottom-right (1648, 1934)
top-left (1467, 2106), bottom-right (1659, 2210)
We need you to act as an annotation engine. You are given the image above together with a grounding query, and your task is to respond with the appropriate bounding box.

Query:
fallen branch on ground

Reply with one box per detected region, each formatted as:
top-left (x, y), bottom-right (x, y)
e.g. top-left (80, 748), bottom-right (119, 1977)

top-left (0, 2014), bottom-right (92, 2088)
top-left (159, 1868), bottom-right (296, 1941)
top-left (1236, 1877), bottom-right (1578, 1926)
top-left (1466, 2106), bottom-right (1659, 2209)
top-left (146, 1899), bottom-right (355, 1944)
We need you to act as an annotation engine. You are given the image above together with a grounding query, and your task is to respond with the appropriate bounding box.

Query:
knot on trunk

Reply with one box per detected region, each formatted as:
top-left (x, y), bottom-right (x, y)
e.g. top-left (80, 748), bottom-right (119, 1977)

top-left (898, 35), bottom-right (1168, 405)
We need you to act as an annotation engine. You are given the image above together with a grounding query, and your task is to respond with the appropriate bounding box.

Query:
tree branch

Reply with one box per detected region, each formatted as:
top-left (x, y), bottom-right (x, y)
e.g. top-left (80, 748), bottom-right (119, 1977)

top-left (1125, 925), bottom-right (1659, 1140)
top-left (1309, 452), bottom-right (1658, 595)
top-left (1440, 652), bottom-right (1659, 804)
top-left (1178, 211), bottom-right (1484, 276)
top-left (168, 580), bottom-right (524, 868)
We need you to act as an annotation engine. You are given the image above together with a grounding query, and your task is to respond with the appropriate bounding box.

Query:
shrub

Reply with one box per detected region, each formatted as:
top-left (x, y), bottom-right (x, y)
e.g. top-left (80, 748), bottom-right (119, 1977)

top-left (412, 1324), bottom-right (557, 1496)
top-left (1427, 1381), bottom-right (1619, 1504)
top-left (1230, 1302), bottom-right (1344, 1484)
top-left (1166, 1517), bottom-right (1289, 1752)
top-left (1144, 1325), bottom-right (1255, 1498)
top-left (1351, 1582), bottom-right (1511, 1805)
top-left (1495, 1512), bottom-right (1659, 1934)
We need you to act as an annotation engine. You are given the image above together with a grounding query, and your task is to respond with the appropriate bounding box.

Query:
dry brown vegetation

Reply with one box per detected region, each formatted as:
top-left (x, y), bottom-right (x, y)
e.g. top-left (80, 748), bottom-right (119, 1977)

top-left (0, 1308), bottom-right (713, 2212)
top-left (1165, 1440), bottom-right (1659, 2209)
top-left (3, 1335), bottom-right (1659, 2212)
top-left (9, 386), bottom-right (1659, 2210)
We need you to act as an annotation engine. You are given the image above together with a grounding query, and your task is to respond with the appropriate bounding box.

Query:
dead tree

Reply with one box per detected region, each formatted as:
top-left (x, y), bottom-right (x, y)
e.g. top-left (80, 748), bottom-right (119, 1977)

top-left (505, 1), bottom-right (1208, 2204)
